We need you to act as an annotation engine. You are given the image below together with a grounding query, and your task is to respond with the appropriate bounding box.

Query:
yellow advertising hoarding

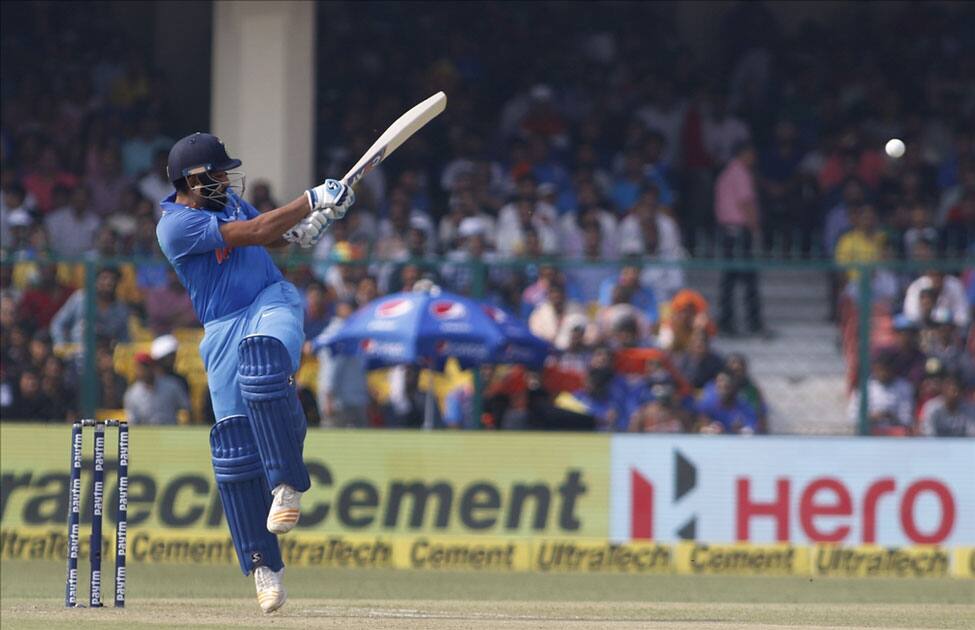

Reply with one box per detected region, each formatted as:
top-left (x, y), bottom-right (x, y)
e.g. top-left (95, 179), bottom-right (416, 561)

top-left (674, 542), bottom-right (810, 576)
top-left (953, 548), bottom-right (974, 579)
top-left (2, 424), bottom-right (971, 578)
top-left (811, 544), bottom-right (951, 578)
top-left (0, 527), bottom-right (673, 574)
top-left (0, 424), bottom-right (610, 539)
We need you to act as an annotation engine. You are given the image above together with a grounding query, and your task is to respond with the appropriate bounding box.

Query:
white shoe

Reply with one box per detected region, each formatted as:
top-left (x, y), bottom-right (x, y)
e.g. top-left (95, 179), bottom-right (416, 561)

top-left (254, 566), bottom-right (287, 613)
top-left (267, 484), bottom-right (302, 534)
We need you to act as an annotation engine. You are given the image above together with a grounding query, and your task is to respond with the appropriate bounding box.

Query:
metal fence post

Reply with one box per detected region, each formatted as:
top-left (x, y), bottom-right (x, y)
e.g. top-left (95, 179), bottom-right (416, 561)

top-left (471, 258), bottom-right (486, 429)
top-left (81, 258), bottom-right (98, 417)
top-left (855, 263), bottom-right (873, 436)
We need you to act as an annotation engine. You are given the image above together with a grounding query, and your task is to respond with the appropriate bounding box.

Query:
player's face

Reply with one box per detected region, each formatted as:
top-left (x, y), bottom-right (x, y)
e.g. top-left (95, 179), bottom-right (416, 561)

top-left (202, 171), bottom-right (229, 210)
top-left (189, 170), bottom-right (245, 211)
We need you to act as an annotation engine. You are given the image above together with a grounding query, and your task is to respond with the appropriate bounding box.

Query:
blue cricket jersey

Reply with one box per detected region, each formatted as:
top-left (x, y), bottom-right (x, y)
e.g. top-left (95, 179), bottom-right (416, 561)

top-left (156, 191), bottom-right (285, 325)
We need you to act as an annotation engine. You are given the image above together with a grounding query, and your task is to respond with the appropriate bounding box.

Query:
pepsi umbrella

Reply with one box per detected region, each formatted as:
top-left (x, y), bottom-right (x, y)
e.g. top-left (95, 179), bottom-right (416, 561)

top-left (323, 289), bottom-right (550, 370)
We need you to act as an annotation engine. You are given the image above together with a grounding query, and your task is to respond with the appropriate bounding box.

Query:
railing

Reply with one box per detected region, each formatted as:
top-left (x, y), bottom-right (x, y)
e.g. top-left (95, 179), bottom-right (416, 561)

top-left (2, 252), bottom-right (972, 435)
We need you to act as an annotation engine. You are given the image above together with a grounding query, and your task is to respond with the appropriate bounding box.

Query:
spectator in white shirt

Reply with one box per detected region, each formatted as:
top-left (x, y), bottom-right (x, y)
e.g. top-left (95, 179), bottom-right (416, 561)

top-left (438, 190), bottom-right (496, 253)
top-left (529, 282), bottom-right (588, 350)
top-left (903, 271), bottom-right (970, 328)
top-left (378, 187), bottom-right (435, 250)
top-left (123, 352), bottom-right (189, 425)
top-left (44, 185), bottom-right (100, 258)
top-left (847, 351), bottom-right (915, 435)
top-left (1, 183), bottom-right (30, 249)
top-left (617, 187), bottom-right (686, 300)
top-left (636, 78), bottom-right (685, 167)
top-left (918, 372), bottom-right (975, 437)
top-left (496, 194), bottom-right (559, 258)
top-left (560, 181), bottom-right (618, 259)
top-left (703, 91), bottom-right (751, 168)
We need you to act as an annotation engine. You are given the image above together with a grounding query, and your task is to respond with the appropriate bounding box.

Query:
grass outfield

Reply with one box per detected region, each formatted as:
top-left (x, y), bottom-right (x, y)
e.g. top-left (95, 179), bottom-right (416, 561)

top-left (1, 560), bottom-right (972, 629)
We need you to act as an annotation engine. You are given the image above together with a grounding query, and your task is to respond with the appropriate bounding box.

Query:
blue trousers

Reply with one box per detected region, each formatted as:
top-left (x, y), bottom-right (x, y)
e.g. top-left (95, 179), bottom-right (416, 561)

top-left (200, 281), bottom-right (305, 420)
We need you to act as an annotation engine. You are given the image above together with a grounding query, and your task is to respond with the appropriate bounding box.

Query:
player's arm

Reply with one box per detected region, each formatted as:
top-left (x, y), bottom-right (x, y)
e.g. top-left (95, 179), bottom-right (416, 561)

top-left (254, 203), bottom-right (296, 249)
top-left (219, 195), bottom-right (312, 248)
top-left (220, 179), bottom-right (354, 249)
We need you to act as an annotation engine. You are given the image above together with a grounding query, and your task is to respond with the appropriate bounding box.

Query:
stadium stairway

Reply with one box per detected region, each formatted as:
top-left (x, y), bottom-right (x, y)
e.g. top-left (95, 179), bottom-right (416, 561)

top-left (685, 268), bottom-right (853, 435)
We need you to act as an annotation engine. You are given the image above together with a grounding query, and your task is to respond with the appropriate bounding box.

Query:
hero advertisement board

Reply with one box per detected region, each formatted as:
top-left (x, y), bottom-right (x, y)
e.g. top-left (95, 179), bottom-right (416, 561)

top-left (611, 436), bottom-right (975, 546)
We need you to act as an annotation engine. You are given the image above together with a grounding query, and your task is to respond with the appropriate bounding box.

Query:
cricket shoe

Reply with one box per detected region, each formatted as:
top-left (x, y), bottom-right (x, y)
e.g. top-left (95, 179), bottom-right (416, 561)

top-left (254, 566), bottom-right (287, 613)
top-left (267, 484), bottom-right (302, 534)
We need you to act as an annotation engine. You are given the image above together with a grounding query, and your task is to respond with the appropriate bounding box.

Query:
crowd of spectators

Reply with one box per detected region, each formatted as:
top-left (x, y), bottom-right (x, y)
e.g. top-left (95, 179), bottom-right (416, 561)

top-left (1, 2), bottom-right (973, 434)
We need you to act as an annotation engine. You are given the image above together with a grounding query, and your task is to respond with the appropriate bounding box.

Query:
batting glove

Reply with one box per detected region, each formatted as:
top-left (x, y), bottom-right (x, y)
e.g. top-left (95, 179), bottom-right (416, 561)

top-left (283, 211), bottom-right (332, 248)
top-left (305, 179), bottom-right (355, 221)
top-left (304, 211), bottom-right (333, 247)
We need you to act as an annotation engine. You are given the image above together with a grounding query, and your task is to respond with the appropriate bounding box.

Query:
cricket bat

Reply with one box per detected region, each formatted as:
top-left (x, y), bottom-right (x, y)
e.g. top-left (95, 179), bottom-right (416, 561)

top-left (341, 91), bottom-right (447, 188)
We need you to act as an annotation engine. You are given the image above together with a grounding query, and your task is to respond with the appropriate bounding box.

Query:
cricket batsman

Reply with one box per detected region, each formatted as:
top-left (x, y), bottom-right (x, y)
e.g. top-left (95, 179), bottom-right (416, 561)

top-left (156, 132), bottom-right (354, 612)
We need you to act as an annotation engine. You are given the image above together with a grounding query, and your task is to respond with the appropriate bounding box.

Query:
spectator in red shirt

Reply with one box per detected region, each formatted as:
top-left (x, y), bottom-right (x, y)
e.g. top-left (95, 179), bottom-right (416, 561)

top-left (818, 131), bottom-right (885, 193)
top-left (21, 145), bottom-right (79, 214)
top-left (520, 85), bottom-right (567, 143)
top-left (18, 264), bottom-right (71, 329)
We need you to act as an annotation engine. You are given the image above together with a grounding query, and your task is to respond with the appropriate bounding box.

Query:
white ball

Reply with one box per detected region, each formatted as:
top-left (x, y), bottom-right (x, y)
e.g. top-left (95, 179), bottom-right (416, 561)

top-left (885, 138), bottom-right (905, 158)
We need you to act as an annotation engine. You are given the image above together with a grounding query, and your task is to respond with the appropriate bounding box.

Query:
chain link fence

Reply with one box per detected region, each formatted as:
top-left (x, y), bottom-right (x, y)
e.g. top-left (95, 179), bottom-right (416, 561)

top-left (2, 253), bottom-right (972, 434)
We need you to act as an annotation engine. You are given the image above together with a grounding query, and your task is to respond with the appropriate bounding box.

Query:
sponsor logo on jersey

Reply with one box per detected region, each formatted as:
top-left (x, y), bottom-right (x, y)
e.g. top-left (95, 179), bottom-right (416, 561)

top-left (215, 247), bottom-right (233, 264)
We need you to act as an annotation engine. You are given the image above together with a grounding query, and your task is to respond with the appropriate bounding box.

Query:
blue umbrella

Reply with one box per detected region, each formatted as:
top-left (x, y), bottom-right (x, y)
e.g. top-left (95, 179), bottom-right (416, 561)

top-left (323, 289), bottom-right (550, 370)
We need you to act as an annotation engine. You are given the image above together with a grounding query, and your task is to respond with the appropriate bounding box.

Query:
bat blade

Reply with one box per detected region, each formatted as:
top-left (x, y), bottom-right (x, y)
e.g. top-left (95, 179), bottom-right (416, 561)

top-left (341, 91), bottom-right (447, 188)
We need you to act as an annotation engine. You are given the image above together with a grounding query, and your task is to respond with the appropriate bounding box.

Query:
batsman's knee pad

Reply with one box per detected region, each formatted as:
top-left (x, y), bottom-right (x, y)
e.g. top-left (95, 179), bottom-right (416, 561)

top-left (210, 416), bottom-right (283, 575)
top-left (237, 335), bottom-right (311, 492)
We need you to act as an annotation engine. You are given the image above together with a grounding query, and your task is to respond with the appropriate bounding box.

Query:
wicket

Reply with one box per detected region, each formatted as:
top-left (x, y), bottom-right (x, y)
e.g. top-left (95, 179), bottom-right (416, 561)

top-left (64, 419), bottom-right (128, 608)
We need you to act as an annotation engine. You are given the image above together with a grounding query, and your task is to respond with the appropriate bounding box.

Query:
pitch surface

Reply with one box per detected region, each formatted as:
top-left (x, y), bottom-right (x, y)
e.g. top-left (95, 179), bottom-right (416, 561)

top-left (2, 560), bottom-right (972, 629)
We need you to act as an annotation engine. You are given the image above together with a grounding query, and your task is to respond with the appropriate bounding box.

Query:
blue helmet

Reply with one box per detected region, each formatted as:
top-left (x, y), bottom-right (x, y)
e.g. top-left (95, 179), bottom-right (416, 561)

top-left (166, 132), bottom-right (242, 183)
